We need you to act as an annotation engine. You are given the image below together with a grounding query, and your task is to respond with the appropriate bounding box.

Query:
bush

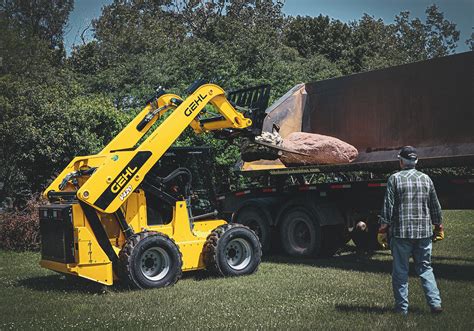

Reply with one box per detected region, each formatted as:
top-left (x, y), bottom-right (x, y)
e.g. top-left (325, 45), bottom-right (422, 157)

top-left (0, 195), bottom-right (43, 251)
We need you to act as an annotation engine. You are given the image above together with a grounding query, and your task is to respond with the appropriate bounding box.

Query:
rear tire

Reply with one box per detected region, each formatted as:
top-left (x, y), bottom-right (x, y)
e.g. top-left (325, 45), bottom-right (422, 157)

top-left (119, 232), bottom-right (182, 289)
top-left (204, 224), bottom-right (262, 276)
top-left (234, 207), bottom-right (271, 253)
top-left (279, 207), bottom-right (321, 257)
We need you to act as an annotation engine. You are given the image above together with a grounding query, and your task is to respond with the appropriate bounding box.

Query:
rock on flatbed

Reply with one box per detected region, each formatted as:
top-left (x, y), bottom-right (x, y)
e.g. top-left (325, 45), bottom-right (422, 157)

top-left (281, 132), bottom-right (358, 165)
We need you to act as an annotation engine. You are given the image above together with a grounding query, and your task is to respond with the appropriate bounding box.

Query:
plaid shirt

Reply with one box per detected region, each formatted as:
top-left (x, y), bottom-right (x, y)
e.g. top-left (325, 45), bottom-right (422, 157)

top-left (380, 168), bottom-right (442, 239)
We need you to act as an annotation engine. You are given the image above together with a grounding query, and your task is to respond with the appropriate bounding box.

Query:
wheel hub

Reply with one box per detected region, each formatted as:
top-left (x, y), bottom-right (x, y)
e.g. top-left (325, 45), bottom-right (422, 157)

top-left (140, 247), bottom-right (171, 281)
top-left (224, 238), bottom-right (252, 271)
top-left (289, 218), bottom-right (312, 250)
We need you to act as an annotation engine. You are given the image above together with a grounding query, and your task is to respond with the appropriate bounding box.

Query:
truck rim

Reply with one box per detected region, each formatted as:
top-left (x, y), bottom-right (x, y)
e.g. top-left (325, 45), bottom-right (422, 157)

top-left (140, 247), bottom-right (171, 281)
top-left (288, 219), bottom-right (312, 250)
top-left (224, 238), bottom-right (252, 270)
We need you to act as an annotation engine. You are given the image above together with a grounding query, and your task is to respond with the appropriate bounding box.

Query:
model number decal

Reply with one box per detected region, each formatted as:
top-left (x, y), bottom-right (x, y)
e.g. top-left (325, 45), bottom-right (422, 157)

top-left (119, 185), bottom-right (133, 201)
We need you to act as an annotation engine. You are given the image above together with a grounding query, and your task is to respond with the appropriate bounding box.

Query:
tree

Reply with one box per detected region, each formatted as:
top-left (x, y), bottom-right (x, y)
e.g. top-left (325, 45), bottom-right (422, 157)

top-left (467, 32), bottom-right (474, 50)
top-left (284, 15), bottom-right (351, 62)
top-left (391, 4), bottom-right (459, 63)
top-left (0, 1), bottom-right (127, 204)
top-left (0, 0), bottom-right (74, 63)
top-left (0, 0), bottom-right (465, 205)
top-left (283, 5), bottom-right (461, 74)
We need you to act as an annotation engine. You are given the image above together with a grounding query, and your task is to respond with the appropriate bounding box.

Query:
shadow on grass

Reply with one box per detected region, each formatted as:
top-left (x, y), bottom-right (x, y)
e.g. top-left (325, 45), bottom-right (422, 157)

top-left (335, 303), bottom-right (423, 315)
top-left (265, 250), bottom-right (474, 282)
top-left (17, 270), bottom-right (217, 293)
top-left (16, 274), bottom-right (128, 294)
top-left (432, 255), bottom-right (474, 263)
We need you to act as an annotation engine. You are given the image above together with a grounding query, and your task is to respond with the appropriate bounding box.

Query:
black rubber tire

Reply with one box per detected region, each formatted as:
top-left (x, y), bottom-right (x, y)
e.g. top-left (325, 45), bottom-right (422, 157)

top-left (234, 207), bottom-right (271, 253)
top-left (118, 231), bottom-right (182, 289)
top-left (204, 224), bottom-right (262, 277)
top-left (279, 207), bottom-right (321, 257)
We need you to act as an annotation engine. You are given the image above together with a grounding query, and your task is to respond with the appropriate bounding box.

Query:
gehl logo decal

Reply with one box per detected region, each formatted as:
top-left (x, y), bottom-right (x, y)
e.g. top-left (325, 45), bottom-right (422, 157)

top-left (111, 166), bottom-right (137, 193)
top-left (184, 94), bottom-right (207, 117)
top-left (94, 151), bottom-right (151, 211)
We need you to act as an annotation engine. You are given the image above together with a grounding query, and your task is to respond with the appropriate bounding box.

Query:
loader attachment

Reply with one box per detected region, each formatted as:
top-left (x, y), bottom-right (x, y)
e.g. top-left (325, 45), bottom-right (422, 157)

top-left (227, 84), bottom-right (271, 136)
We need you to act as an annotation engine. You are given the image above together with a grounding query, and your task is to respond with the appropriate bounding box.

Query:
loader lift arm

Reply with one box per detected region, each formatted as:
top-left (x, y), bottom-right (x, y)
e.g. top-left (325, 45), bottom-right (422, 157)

top-left (44, 83), bottom-right (252, 214)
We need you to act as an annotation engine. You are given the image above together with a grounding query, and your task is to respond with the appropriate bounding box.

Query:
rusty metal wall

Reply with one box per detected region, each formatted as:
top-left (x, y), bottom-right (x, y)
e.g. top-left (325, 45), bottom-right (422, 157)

top-left (302, 51), bottom-right (474, 163)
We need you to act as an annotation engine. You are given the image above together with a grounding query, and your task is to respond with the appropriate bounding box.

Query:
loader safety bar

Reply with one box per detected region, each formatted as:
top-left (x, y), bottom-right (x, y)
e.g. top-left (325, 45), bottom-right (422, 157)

top-left (190, 210), bottom-right (218, 221)
top-left (47, 191), bottom-right (77, 202)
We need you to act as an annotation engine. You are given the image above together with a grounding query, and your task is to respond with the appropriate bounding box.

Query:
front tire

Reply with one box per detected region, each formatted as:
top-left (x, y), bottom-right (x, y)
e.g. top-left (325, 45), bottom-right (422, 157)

top-left (204, 224), bottom-right (262, 276)
top-left (119, 232), bottom-right (183, 289)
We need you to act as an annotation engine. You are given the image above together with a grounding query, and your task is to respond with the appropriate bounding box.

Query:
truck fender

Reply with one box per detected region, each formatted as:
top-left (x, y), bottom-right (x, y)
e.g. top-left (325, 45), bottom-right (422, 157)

top-left (231, 199), bottom-right (273, 226)
top-left (274, 198), bottom-right (345, 227)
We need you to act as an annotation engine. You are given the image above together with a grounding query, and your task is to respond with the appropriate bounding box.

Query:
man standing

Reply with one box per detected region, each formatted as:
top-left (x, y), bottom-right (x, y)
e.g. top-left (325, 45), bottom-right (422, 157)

top-left (378, 146), bottom-right (444, 315)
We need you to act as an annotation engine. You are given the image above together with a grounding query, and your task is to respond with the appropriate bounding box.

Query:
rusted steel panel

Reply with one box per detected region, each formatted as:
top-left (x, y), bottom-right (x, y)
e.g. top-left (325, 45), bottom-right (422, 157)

top-left (302, 51), bottom-right (474, 163)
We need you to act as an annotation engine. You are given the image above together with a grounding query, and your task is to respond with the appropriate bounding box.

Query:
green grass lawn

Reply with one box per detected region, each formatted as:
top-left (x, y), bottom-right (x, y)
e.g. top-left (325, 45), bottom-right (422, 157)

top-left (1, 210), bottom-right (473, 329)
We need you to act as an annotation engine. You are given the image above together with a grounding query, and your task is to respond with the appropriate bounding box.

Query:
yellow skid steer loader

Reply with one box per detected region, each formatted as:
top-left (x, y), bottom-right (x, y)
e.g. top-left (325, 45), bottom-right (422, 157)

top-left (39, 82), bottom-right (262, 289)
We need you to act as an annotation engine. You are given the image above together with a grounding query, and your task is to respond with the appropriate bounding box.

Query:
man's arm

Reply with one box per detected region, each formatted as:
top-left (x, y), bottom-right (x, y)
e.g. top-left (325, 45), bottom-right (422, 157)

top-left (428, 178), bottom-right (442, 225)
top-left (428, 177), bottom-right (444, 241)
top-left (377, 176), bottom-right (395, 248)
top-left (379, 175), bottom-right (396, 227)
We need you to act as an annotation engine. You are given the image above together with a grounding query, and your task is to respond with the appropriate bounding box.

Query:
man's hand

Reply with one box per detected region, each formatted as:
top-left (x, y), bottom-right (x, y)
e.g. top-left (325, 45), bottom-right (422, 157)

top-left (377, 226), bottom-right (389, 249)
top-left (433, 224), bottom-right (445, 242)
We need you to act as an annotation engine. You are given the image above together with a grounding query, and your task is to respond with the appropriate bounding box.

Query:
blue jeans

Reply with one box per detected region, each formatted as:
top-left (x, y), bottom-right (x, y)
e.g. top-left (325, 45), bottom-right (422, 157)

top-left (390, 237), bottom-right (442, 312)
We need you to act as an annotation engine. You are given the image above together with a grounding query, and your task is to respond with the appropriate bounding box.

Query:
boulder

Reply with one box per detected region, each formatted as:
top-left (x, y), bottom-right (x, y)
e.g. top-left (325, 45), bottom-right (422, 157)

top-left (281, 132), bottom-right (358, 165)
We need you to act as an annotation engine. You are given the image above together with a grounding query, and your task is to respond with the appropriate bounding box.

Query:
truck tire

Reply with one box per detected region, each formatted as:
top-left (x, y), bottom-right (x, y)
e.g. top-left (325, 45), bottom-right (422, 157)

top-left (204, 224), bottom-right (262, 276)
top-left (119, 231), bottom-right (182, 289)
top-left (279, 206), bottom-right (321, 257)
top-left (234, 207), bottom-right (271, 253)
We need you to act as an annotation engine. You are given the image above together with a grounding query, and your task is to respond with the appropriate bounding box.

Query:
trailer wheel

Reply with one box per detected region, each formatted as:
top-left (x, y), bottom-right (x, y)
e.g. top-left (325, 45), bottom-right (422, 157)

top-left (279, 207), bottom-right (321, 257)
top-left (204, 224), bottom-right (262, 276)
top-left (119, 232), bottom-right (182, 289)
top-left (234, 207), bottom-right (271, 253)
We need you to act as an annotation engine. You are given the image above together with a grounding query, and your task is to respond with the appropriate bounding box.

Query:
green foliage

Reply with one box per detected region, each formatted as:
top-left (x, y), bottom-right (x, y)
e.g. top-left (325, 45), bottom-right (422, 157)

top-left (0, 0), bottom-right (74, 63)
top-left (283, 5), bottom-right (461, 73)
top-left (0, 0), bottom-right (465, 205)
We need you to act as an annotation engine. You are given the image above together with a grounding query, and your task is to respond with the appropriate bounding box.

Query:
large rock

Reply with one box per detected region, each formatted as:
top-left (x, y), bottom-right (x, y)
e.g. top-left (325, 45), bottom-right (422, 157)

top-left (281, 132), bottom-right (358, 165)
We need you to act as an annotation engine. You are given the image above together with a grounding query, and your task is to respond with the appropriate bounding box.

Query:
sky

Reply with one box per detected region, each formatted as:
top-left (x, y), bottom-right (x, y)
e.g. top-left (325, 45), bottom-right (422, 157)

top-left (64, 0), bottom-right (473, 54)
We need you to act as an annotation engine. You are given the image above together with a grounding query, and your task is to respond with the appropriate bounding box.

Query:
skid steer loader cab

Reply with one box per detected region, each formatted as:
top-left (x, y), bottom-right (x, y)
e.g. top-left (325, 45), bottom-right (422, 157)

top-left (40, 82), bottom-right (263, 289)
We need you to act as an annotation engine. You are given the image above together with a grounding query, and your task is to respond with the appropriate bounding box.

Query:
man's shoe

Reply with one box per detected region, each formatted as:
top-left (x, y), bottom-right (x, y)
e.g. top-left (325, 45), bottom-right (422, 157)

top-left (431, 306), bottom-right (443, 314)
top-left (394, 308), bottom-right (408, 316)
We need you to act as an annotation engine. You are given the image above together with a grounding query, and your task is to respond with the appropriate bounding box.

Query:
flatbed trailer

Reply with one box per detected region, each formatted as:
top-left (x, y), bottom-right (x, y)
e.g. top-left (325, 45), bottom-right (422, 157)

top-left (214, 51), bottom-right (474, 256)
top-left (216, 167), bottom-right (473, 254)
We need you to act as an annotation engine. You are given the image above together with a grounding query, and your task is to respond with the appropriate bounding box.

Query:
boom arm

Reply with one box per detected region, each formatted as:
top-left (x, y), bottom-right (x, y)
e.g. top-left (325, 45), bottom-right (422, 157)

top-left (48, 84), bottom-right (251, 214)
